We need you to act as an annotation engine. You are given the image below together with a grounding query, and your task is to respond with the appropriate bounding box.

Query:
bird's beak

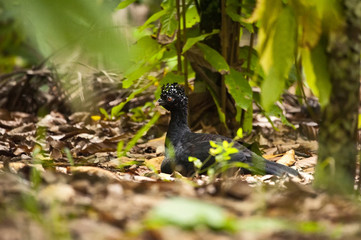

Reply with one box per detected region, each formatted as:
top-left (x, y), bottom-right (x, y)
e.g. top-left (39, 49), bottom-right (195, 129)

top-left (156, 98), bottom-right (165, 106)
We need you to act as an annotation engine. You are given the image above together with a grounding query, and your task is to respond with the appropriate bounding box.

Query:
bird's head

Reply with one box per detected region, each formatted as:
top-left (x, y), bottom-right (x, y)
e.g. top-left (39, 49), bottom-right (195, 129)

top-left (157, 83), bottom-right (188, 111)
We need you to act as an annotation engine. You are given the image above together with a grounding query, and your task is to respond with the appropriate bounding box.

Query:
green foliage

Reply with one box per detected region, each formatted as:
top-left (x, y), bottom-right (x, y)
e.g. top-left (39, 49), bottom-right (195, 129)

top-left (257, 5), bottom-right (297, 110)
top-left (253, 0), bottom-right (343, 110)
top-left (0, 4), bottom-right (36, 72)
top-left (225, 68), bottom-right (252, 110)
top-left (188, 156), bottom-right (202, 169)
top-left (116, 0), bottom-right (136, 9)
top-left (139, 9), bottom-right (168, 32)
top-left (182, 30), bottom-right (219, 53)
top-left (197, 43), bottom-right (230, 74)
top-left (265, 105), bottom-right (295, 129)
top-left (4, 0), bottom-right (129, 70)
top-left (302, 41), bottom-right (331, 107)
top-left (146, 197), bottom-right (238, 232)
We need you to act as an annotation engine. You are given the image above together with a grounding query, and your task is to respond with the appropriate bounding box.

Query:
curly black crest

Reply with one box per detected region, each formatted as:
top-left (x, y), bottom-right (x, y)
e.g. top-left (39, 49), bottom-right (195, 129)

top-left (158, 83), bottom-right (188, 110)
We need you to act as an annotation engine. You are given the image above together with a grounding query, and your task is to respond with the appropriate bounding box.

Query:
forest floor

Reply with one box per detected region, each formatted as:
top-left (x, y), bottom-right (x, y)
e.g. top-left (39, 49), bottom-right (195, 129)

top-left (0, 93), bottom-right (361, 240)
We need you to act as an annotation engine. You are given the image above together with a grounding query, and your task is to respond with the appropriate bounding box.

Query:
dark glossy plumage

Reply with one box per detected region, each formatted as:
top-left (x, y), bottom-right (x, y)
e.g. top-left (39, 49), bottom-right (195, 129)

top-left (157, 83), bottom-right (299, 177)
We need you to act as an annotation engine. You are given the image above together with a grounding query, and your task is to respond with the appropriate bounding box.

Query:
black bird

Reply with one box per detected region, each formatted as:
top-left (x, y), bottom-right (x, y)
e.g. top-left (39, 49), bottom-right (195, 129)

top-left (157, 83), bottom-right (299, 177)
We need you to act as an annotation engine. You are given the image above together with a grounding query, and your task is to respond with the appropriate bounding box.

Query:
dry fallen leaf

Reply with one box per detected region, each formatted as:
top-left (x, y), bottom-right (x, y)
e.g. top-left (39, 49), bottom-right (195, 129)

top-left (276, 150), bottom-right (296, 166)
top-left (145, 156), bottom-right (164, 171)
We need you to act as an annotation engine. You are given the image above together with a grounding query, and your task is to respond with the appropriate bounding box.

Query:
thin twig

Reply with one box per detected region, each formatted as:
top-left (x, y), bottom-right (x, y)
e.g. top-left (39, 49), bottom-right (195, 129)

top-left (221, 0), bottom-right (227, 119)
top-left (182, 0), bottom-right (189, 94)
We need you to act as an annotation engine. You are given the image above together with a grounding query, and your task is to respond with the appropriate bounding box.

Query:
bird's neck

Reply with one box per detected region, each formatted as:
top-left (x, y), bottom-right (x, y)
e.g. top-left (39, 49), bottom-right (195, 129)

top-left (166, 107), bottom-right (190, 144)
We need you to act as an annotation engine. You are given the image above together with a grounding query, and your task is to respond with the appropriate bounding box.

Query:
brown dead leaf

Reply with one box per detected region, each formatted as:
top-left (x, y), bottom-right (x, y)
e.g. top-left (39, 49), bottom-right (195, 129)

top-left (37, 112), bottom-right (67, 128)
top-left (0, 119), bottom-right (21, 129)
top-left (295, 156), bottom-right (317, 169)
top-left (145, 156), bottom-right (164, 171)
top-left (276, 150), bottom-right (296, 166)
top-left (222, 179), bottom-right (253, 200)
top-left (69, 218), bottom-right (123, 240)
top-left (70, 166), bottom-right (119, 181)
top-left (50, 148), bottom-right (63, 160)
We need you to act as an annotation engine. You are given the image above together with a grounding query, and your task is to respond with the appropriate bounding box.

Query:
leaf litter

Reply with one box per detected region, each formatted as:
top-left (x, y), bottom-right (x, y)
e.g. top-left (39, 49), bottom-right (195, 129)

top-left (0, 104), bottom-right (360, 240)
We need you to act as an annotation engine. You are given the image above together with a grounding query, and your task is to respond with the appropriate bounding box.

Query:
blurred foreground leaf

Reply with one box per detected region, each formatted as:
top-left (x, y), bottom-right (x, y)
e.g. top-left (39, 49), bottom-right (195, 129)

top-left (4, 0), bottom-right (129, 70)
top-left (146, 197), bottom-right (237, 231)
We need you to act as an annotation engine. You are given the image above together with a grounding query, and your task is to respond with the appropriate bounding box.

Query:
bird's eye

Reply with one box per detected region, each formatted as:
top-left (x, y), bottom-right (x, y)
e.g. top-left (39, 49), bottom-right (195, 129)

top-left (167, 96), bottom-right (173, 102)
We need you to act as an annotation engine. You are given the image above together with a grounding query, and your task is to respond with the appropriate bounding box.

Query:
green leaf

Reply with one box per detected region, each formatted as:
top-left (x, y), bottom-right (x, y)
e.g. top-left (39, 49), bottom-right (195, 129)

top-left (225, 68), bottom-right (253, 110)
top-left (267, 104), bottom-right (295, 129)
top-left (116, 0), bottom-right (136, 9)
top-left (210, 147), bottom-right (223, 156)
top-left (197, 42), bottom-right (230, 74)
top-left (236, 128), bottom-right (243, 139)
top-left (130, 36), bottom-right (162, 62)
top-left (185, 4), bottom-right (200, 28)
top-left (138, 9), bottom-right (167, 32)
top-left (159, 4), bottom-right (177, 36)
top-left (99, 107), bottom-right (109, 119)
top-left (227, 148), bottom-right (239, 155)
top-left (260, 6), bottom-right (297, 110)
top-left (188, 156), bottom-right (199, 162)
top-left (146, 197), bottom-right (237, 231)
top-left (182, 29), bottom-right (219, 53)
top-left (189, 157), bottom-right (202, 169)
top-left (302, 41), bottom-right (331, 107)
top-left (226, 0), bottom-right (242, 22)
top-left (294, 2), bottom-right (321, 48)
top-left (222, 140), bottom-right (229, 149)
top-left (209, 140), bottom-right (218, 148)
top-left (242, 104), bottom-right (253, 133)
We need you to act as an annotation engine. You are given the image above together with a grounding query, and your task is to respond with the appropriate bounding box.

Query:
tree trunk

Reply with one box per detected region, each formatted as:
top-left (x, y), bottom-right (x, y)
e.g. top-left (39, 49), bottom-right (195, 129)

top-left (315, 0), bottom-right (361, 194)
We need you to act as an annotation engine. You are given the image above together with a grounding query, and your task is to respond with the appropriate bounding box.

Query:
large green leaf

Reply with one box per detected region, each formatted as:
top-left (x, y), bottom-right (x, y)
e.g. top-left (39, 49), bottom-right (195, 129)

top-left (226, 0), bottom-right (242, 22)
top-left (182, 29), bottom-right (219, 53)
top-left (116, 0), bottom-right (136, 9)
top-left (197, 43), bottom-right (230, 74)
top-left (302, 41), bottom-right (331, 107)
top-left (138, 9), bottom-right (167, 32)
top-left (225, 68), bottom-right (252, 110)
top-left (123, 36), bottom-right (165, 88)
top-left (130, 36), bottom-right (161, 62)
top-left (159, 0), bottom-right (177, 36)
top-left (293, 1), bottom-right (321, 48)
top-left (260, 6), bottom-right (297, 110)
top-left (185, 4), bottom-right (200, 28)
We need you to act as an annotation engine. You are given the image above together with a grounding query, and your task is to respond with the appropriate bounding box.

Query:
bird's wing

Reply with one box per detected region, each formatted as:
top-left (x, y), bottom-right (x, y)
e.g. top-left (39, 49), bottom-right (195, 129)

top-left (179, 132), bottom-right (251, 163)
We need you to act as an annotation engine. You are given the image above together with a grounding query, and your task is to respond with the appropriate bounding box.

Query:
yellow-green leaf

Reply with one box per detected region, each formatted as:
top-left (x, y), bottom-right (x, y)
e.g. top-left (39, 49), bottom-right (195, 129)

top-left (302, 41), bottom-right (331, 107)
top-left (260, 6), bottom-right (297, 110)
top-left (116, 0), bottom-right (136, 9)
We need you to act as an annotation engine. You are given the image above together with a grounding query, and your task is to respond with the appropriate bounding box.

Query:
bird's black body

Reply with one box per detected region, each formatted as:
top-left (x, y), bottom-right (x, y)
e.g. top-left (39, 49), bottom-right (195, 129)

top-left (157, 83), bottom-right (299, 177)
